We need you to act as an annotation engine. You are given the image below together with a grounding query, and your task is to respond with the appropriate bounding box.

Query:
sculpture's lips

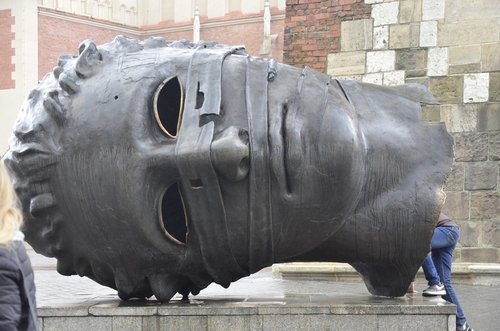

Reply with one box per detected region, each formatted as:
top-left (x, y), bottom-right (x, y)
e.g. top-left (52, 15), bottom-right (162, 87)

top-left (270, 104), bottom-right (293, 197)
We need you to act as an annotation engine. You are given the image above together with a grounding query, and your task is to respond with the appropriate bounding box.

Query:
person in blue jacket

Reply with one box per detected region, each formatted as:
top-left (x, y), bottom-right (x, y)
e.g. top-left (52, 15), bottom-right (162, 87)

top-left (0, 161), bottom-right (38, 331)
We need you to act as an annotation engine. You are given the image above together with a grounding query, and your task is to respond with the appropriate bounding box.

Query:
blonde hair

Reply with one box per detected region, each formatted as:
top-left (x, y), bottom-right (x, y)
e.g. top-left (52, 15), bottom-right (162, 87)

top-left (0, 160), bottom-right (22, 245)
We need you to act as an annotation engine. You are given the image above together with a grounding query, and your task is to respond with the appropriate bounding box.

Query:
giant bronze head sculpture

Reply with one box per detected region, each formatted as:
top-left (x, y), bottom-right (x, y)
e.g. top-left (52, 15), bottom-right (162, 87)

top-left (4, 36), bottom-right (453, 301)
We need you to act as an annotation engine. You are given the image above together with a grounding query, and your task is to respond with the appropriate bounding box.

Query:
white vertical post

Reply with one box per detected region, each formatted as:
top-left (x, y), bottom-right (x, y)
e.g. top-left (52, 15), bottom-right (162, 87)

top-left (107, 1), bottom-right (112, 20)
top-left (263, 0), bottom-right (271, 37)
top-left (81, 0), bottom-right (87, 14)
top-left (193, 6), bottom-right (200, 42)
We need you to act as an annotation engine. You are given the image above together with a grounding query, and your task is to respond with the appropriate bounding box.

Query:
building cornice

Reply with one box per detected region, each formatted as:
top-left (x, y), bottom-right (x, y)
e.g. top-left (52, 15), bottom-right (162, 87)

top-left (38, 7), bottom-right (285, 37)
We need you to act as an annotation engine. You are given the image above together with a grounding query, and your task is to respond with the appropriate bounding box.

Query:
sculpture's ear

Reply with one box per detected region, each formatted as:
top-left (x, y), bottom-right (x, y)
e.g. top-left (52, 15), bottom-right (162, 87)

top-left (337, 80), bottom-right (438, 106)
top-left (384, 83), bottom-right (438, 105)
top-left (75, 40), bottom-right (103, 78)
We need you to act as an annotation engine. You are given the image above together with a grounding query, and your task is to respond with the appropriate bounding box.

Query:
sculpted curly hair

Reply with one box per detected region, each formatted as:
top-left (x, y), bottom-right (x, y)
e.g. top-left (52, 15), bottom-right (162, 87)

top-left (0, 161), bottom-right (22, 245)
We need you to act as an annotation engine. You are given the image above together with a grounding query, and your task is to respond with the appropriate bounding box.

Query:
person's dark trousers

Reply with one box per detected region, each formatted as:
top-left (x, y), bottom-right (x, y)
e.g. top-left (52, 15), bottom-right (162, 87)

top-left (430, 226), bottom-right (465, 326)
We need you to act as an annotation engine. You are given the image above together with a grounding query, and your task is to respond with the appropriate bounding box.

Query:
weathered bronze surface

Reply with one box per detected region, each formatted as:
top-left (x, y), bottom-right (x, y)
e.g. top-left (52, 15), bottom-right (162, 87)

top-left (4, 36), bottom-right (453, 301)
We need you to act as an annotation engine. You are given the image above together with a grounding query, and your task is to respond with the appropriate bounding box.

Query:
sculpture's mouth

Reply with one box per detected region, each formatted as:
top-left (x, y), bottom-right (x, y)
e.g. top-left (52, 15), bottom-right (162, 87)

top-left (269, 99), bottom-right (309, 201)
top-left (272, 103), bottom-right (293, 196)
top-left (158, 182), bottom-right (188, 245)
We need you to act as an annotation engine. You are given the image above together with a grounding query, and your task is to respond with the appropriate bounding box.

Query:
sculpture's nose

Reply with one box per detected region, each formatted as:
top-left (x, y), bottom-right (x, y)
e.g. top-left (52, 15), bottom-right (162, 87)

top-left (210, 126), bottom-right (249, 182)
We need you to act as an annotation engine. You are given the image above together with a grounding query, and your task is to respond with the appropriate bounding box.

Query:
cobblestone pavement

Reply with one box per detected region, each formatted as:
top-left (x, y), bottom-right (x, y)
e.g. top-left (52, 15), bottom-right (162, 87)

top-left (31, 250), bottom-right (500, 330)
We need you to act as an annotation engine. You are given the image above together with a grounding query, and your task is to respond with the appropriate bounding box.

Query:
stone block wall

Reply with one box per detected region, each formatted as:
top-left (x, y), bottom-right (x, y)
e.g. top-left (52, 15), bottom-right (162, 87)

top-left (284, 0), bottom-right (500, 263)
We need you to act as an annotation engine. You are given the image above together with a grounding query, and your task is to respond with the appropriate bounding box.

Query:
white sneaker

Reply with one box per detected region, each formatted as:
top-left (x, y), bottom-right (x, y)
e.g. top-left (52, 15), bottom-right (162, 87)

top-left (422, 283), bottom-right (446, 296)
top-left (456, 321), bottom-right (474, 331)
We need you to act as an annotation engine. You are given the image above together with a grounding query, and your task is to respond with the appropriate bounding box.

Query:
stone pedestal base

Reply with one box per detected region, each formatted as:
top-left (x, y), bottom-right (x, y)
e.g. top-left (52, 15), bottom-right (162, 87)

top-left (34, 262), bottom-right (457, 331)
top-left (38, 296), bottom-right (455, 331)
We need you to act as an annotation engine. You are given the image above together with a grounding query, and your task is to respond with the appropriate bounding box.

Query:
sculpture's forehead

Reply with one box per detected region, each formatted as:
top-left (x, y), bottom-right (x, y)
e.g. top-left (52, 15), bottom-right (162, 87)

top-left (113, 48), bottom-right (192, 81)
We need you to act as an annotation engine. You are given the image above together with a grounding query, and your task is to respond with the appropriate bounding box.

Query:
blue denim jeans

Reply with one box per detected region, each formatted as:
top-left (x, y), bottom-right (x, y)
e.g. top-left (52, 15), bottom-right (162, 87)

top-left (421, 226), bottom-right (465, 326)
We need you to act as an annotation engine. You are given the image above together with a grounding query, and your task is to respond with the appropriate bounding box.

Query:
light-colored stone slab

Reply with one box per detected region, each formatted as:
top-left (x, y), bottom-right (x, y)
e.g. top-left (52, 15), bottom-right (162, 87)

top-left (43, 317), bottom-right (113, 331)
top-left (490, 73), bottom-right (500, 102)
top-left (422, 0), bottom-right (445, 20)
top-left (341, 19), bottom-right (373, 51)
top-left (364, 0), bottom-right (384, 4)
top-left (396, 48), bottom-right (427, 77)
top-left (405, 76), bottom-right (430, 87)
top-left (383, 71), bottom-right (405, 86)
top-left (429, 76), bottom-right (463, 103)
top-left (262, 314), bottom-right (380, 331)
top-left (438, 21), bottom-right (498, 47)
top-left (421, 105), bottom-right (441, 122)
top-left (463, 73), bottom-right (489, 103)
top-left (363, 73), bottom-right (383, 85)
top-left (449, 64), bottom-right (481, 75)
top-left (388, 23), bottom-right (419, 48)
top-left (481, 44), bottom-right (500, 72)
top-left (257, 306), bottom-right (332, 316)
top-left (373, 25), bottom-right (389, 49)
top-left (273, 262), bottom-right (500, 286)
top-left (89, 301), bottom-right (159, 316)
top-left (490, 132), bottom-right (500, 160)
top-left (449, 45), bottom-right (481, 66)
top-left (158, 305), bottom-right (259, 316)
top-left (483, 221), bottom-right (500, 248)
top-left (333, 74), bottom-right (364, 81)
top-left (389, 24), bottom-right (411, 49)
top-left (379, 315), bottom-right (449, 331)
top-left (445, 0), bottom-right (500, 21)
top-left (327, 51), bottom-right (366, 76)
top-left (477, 103), bottom-right (500, 131)
top-left (399, 0), bottom-right (422, 23)
top-left (444, 162), bottom-right (465, 191)
top-left (471, 191), bottom-right (500, 220)
top-left (112, 316), bottom-right (142, 331)
top-left (207, 315), bottom-right (262, 331)
top-left (371, 2), bottom-right (399, 26)
top-left (440, 104), bottom-right (478, 133)
top-left (456, 220), bottom-right (480, 246)
top-left (427, 47), bottom-right (448, 76)
top-left (441, 191), bottom-right (470, 220)
top-left (453, 132), bottom-right (489, 162)
top-left (465, 162), bottom-right (498, 191)
top-left (155, 316), bottom-right (208, 331)
top-left (366, 50), bottom-right (395, 73)
top-left (460, 248), bottom-right (499, 263)
top-left (37, 306), bottom-right (90, 317)
top-left (420, 20), bottom-right (437, 47)
top-left (409, 22), bottom-right (420, 47)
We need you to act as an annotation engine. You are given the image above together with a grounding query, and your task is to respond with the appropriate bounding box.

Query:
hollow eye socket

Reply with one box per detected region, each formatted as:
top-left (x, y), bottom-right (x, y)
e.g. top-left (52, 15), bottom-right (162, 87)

top-left (153, 76), bottom-right (184, 138)
top-left (159, 183), bottom-right (188, 245)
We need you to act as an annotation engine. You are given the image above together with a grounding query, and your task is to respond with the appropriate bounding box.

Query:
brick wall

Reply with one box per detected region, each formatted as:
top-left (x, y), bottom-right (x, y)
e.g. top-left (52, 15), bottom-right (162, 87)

top-left (0, 9), bottom-right (15, 89)
top-left (38, 13), bottom-right (139, 79)
top-left (284, 0), bottom-right (500, 263)
top-left (283, 0), bottom-right (371, 71)
top-left (151, 19), bottom-right (284, 62)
